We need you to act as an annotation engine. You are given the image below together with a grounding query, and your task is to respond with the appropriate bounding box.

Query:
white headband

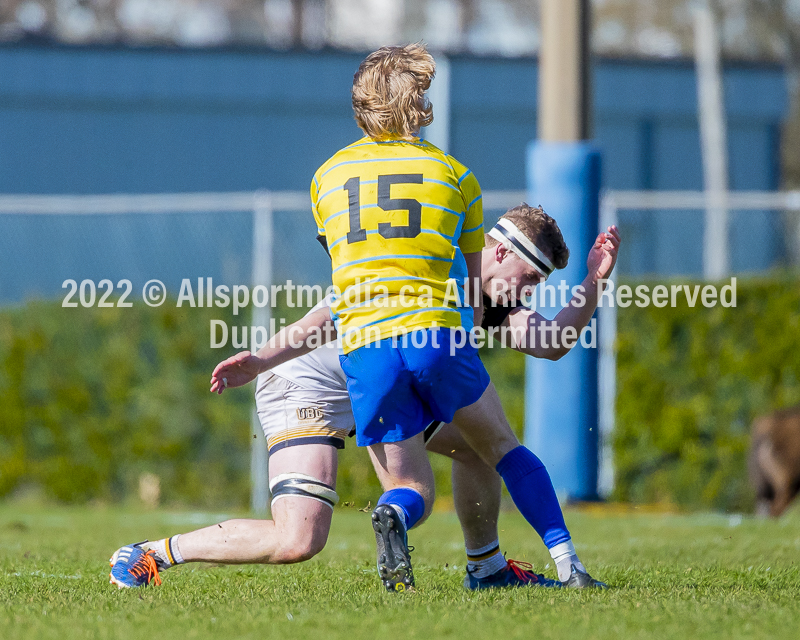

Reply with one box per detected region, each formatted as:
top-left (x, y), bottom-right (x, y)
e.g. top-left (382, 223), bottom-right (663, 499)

top-left (488, 218), bottom-right (555, 279)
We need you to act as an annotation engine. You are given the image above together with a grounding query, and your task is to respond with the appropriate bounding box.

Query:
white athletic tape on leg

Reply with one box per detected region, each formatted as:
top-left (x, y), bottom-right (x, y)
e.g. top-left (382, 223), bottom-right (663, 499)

top-left (269, 472), bottom-right (339, 510)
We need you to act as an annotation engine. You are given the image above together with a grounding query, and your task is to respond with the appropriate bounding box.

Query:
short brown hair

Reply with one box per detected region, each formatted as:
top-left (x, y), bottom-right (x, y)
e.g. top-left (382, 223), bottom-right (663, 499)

top-left (486, 204), bottom-right (570, 270)
top-left (352, 43), bottom-right (435, 141)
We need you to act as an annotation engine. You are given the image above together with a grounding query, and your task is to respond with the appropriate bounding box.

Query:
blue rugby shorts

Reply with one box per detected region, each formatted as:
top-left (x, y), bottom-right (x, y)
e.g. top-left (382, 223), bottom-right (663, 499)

top-left (339, 328), bottom-right (491, 447)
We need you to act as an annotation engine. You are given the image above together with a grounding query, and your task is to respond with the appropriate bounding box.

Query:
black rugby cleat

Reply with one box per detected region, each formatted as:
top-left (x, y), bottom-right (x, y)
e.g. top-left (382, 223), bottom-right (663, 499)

top-left (372, 504), bottom-right (415, 592)
top-left (561, 563), bottom-right (609, 589)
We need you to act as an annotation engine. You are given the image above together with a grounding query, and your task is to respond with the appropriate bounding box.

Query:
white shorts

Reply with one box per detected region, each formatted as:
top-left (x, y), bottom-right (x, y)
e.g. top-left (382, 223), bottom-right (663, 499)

top-left (255, 372), bottom-right (355, 455)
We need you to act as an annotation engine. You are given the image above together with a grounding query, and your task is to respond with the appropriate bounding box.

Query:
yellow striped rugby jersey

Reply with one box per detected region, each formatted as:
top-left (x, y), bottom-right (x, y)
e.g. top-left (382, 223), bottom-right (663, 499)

top-left (311, 137), bottom-right (484, 353)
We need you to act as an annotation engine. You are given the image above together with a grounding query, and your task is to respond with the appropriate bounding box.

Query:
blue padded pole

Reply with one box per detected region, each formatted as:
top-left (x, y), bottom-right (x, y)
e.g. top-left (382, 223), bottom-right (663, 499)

top-left (524, 141), bottom-right (601, 501)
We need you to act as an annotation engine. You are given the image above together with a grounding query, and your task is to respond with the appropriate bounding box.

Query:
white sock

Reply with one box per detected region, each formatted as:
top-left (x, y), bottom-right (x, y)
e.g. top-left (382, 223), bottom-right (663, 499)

top-left (549, 540), bottom-right (586, 582)
top-left (466, 540), bottom-right (507, 579)
top-left (388, 504), bottom-right (408, 529)
top-left (142, 535), bottom-right (184, 570)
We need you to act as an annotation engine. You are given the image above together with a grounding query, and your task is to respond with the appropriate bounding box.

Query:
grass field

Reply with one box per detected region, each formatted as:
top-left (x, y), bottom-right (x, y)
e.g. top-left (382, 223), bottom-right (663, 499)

top-left (2, 503), bottom-right (799, 640)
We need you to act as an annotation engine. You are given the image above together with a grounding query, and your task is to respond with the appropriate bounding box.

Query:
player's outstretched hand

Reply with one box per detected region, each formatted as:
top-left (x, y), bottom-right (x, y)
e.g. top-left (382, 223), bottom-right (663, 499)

top-left (210, 351), bottom-right (263, 394)
top-left (587, 225), bottom-right (621, 284)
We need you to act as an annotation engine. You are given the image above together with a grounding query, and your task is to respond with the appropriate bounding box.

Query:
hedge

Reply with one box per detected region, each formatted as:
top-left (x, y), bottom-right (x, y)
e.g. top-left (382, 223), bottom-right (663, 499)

top-left (0, 301), bottom-right (252, 506)
top-left (613, 273), bottom-right (800, 511)
top-left (0, 298), bottom-right (525, 508)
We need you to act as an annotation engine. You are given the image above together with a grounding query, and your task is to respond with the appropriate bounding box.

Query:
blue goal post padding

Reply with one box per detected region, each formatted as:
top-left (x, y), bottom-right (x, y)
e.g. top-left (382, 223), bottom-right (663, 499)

top-left (524, 141), bottom-right (602, 502)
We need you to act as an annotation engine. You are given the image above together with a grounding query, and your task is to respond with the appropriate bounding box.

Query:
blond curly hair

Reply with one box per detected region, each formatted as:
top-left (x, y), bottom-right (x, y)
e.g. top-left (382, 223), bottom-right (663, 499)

top-left (351, 43), bottom-right (435, 141)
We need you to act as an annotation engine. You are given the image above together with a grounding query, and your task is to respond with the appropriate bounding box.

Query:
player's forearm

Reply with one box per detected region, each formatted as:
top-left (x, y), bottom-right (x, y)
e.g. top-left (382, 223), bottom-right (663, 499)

top-left (252, 309), bottom-right (336, 372)
top-left (516, 274), bottom-right (602, 360)
top-left (551, 273), bottom-right (600, 334)
top-left (251, 332), bottom-right (314, 373)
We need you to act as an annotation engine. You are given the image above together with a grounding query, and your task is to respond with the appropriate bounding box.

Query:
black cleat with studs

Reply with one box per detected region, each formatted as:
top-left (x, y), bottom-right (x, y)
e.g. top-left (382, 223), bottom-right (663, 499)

top-left (372, 504), bottom-right (415, 592)
top-left (561, 563), bottom-right (609, 589)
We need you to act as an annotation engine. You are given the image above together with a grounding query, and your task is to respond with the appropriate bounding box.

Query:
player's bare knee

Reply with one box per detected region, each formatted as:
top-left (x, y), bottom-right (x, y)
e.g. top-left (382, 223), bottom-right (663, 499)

top-left (274, 526), bottom-right (329, 563)
top-left (268, 472), bottom-right (338, 562)
top-left (266, 507), bottom-right (332, 563)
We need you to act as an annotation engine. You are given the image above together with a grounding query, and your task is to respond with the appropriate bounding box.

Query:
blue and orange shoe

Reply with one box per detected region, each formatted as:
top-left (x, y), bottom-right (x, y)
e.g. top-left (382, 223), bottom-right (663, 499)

top-left (464, 558), bottom-right (561, 590)
top-left (108, 543), bottom-right (162, 589)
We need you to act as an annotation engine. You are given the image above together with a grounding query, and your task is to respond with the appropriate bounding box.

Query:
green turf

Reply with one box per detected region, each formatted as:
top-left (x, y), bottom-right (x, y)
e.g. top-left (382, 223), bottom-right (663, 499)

top-left (1, 504), bottom-right (799, 640)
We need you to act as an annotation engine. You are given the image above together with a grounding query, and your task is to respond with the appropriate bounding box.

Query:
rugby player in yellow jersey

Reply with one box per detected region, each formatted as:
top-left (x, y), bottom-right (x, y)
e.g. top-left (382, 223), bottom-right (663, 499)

top-left (306, 44), bottom-right (498, 591)
top-left (311, 44), bottom-right (615, 592)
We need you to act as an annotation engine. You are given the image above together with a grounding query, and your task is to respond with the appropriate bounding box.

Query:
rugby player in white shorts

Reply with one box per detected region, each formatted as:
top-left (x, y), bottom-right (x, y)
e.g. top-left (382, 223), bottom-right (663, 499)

top-left (108, 204), bottom-right (619, 591)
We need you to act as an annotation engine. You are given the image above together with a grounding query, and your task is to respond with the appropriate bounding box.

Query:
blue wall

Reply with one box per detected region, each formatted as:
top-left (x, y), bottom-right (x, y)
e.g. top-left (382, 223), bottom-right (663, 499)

top-left (0, 45), bottom-right (785, 194)
top-left (0, 46), bottom-right (361, 194)
top-left (0, 44), bottom-right (788, 301)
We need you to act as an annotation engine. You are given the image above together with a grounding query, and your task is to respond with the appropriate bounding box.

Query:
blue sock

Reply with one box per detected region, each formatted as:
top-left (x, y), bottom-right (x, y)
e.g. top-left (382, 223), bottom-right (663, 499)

top-left (378, 488), bottom-right (425, 530)
top-left (495, 445), bottom-right (571, 549)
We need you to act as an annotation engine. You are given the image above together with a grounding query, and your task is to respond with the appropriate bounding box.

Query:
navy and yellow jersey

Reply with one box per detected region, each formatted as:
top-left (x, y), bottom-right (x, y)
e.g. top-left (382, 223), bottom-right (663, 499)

top-left (311, 137), bottom-right (484, 352)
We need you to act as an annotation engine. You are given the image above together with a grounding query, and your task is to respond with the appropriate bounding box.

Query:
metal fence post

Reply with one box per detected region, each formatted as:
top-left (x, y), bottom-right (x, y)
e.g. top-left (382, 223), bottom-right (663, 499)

top-left (597, 194), bottom-right (618, 498)
top-left (250, 191), bottom-right (273, 516)
top-left (694, 3), bottom-right (730, 280)
top-left (423, 54), bottom-right (451, 152)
